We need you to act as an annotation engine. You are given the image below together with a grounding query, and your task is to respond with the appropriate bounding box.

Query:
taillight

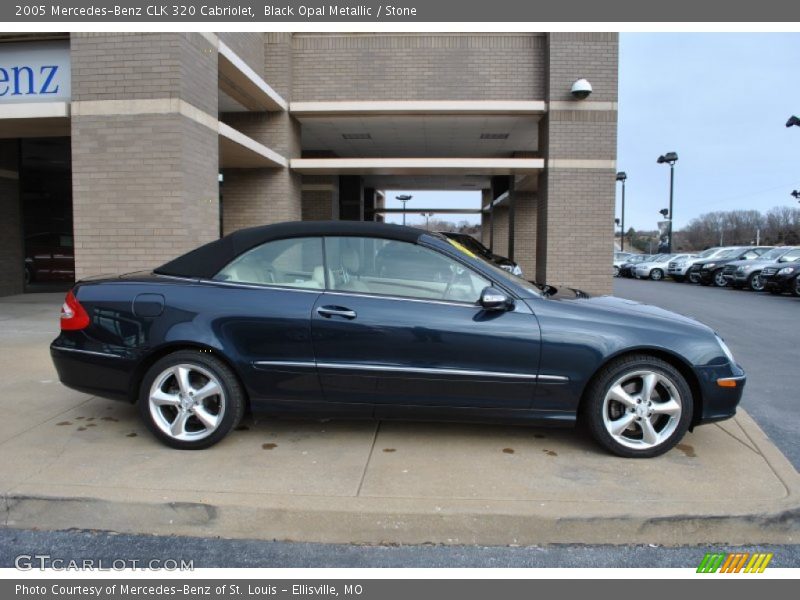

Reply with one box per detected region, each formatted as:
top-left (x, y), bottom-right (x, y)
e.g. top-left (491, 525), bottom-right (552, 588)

top-left (60, 290), bottom-right (90, 330)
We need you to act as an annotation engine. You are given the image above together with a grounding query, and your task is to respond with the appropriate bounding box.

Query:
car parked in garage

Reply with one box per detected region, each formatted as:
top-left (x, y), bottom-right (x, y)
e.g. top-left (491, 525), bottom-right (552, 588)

top-left (24, 232), bottom-right (75, 284)
top-left (50, 221), bottom-right (745, 458)
top-left (635, 254), bottom-right (694, 281)
top-left (689, 247), bottom-right (772, 287)
top-left (667, 247), bottom-right (727, 283)
top-left (722, 246), bottom-right (800, 291)
top-left (761, 260), bottom-right (800, 296)
top-left (439, 231), bottom-right (523, 276)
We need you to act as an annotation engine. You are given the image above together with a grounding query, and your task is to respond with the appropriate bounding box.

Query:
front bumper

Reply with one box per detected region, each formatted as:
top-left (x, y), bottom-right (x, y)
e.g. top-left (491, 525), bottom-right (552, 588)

top-left (763, 274), bottom-right (796, 293)
top-left (695, 363), bottom-right (747, 425)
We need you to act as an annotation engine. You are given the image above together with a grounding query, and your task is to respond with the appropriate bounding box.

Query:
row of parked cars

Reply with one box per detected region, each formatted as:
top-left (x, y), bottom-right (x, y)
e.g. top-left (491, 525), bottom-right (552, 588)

top-left (613, 246), bottom-right (800, 296)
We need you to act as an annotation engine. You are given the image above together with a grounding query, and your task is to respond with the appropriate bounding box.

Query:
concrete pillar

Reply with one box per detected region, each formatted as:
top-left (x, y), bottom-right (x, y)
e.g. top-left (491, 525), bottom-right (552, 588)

top-left (70, 33), bottom-right (219, 279)
top-left (0, 140), bottom-right (23, 295)
top-left (220, 112), bottom-right (302, 234)
top-left (536, 32), bottom-right (618, 295)
top-left (221, 33), bottom-right (303, 234)
top-left (338, 176), bottom-right (363, 221)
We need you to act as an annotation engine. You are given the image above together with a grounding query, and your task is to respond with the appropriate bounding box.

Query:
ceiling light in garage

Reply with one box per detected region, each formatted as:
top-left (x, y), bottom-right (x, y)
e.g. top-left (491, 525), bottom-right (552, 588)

top-left (479, 133), bottom-right (510, 140)
top-left (342, 133), bottom-right (372, 140)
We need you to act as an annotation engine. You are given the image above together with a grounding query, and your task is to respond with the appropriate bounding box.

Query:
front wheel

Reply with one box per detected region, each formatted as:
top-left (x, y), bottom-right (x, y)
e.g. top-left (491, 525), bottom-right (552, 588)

top-left (713, 270), bottom-right (728, 287)
top-left (582, 355), bottom-right (693, 458)
top-left (688, 272), bottom-right (700, 284)
top-left (649, 269), bottom-right (664, 281)
top-left (748, 272), bottom-right (765, 292)
top-left (792, 276), bottom-right (800, 298)
top-left (613, 266), bottom-right (620, 277)
top-left (139, 350), bottom-right (245, 450)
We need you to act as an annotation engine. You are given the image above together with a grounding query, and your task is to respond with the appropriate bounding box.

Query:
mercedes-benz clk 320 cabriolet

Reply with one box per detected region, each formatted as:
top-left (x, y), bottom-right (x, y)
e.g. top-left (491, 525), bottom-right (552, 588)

top-left (50, 221), bottom-right (746, 457)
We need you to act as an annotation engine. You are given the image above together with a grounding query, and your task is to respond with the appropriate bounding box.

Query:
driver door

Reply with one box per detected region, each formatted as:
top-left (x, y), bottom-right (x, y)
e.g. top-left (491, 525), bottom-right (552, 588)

top-left (310, 236), bottom-right (541, 410)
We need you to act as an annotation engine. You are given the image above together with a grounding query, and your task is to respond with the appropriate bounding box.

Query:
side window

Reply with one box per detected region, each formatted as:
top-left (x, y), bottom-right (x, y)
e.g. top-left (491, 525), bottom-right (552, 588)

top-left (742, 251), bottom-right (759, 260)
top-left (213, 237), bottom-right (324, 289)
top-left (324, 237), bottom-right (490, 303)
top-left (782, 250), bottom-right (800, 262)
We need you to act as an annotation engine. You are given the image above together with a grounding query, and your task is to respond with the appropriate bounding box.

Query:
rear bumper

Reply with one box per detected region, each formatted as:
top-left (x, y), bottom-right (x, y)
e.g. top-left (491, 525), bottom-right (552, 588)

top-left (50, 339), bottom-right (134, 402)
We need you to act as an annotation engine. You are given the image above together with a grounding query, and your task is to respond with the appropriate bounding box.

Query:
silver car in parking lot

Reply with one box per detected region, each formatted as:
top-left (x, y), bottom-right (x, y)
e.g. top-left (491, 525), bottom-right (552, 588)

top-left (635, 254), bottom-right (694, 281)
top-left (668, 247), bottom-right (729, 283)
top-left (722, 246), bottom-right (800, 291)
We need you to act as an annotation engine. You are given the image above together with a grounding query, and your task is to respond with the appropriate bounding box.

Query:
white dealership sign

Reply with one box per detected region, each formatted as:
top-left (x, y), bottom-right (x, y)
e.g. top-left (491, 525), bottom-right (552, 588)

top-left (0, 40), bottom-right (70, 103)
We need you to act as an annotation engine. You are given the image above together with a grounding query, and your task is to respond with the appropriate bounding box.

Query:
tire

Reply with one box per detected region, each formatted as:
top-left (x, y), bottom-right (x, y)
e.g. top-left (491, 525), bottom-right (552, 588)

top-left (613, 266), bottom-right (620, 277)
top-left (138, 350), bottom-right (245, 450)
top-left (712, 270), bottom-right (728, 287)
top-left (649, 269), bottom-right (664, 281)
top-left (792, 277), bottom-right (800, 298)
top-left (688, 272), bottom-right (700, 284)
top-left (747, 272), bottom-right (765, 292)
top-left (582, 354), bottom-right (693, 458)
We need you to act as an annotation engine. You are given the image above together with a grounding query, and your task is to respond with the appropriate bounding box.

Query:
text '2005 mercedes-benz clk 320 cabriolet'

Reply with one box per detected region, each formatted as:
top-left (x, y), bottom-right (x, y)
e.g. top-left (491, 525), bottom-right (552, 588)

top-left (51, 221), bottom-right (745, 457)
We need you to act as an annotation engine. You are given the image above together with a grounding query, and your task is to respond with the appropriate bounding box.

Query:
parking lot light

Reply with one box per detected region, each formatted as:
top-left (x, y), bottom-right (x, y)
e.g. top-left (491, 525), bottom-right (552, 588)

top-left (395, 194), bottom-right (412, 225)
top-left (786, 115), bottom-right (800, 128)
top-left (792, 190), bottom-right (800, 203)
top-left (616, 171), bottom-right (627, 250)
top-left (657, 153), bottom-right (678, 253)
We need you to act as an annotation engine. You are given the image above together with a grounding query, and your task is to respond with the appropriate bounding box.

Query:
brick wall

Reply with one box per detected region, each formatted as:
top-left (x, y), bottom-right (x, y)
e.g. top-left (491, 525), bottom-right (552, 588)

top-left (0, 140), bottom-right (23, 296)
top-left (292, 33), bottom-right (545, 101)
top-left (71, 33), bottom-right (218, 116)
top-left (218, 32), bottom-right (265, 75)
top-left (535, 32), bottom-right (618, 295)
top-left (71, 33), bottom-right (220, 279)
top-left (264, 33), bottom-right (293, 100)
top-left (301, 190), bottom-right (334, 221)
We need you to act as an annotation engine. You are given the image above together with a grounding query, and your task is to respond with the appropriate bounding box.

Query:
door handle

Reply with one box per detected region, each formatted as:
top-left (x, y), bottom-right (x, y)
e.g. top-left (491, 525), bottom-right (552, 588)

top-left (317, 305), bottom-right (357, 320)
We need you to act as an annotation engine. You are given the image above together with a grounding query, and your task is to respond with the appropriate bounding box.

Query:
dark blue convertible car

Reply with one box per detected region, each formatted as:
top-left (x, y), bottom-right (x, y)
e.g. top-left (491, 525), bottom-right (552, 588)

top-left (51, 221), bottom-right (746, 457)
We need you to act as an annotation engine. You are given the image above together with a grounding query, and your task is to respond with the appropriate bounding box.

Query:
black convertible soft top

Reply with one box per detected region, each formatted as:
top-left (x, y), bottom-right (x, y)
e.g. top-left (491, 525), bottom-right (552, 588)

top-left (154, 220), bottom-right (429, 279)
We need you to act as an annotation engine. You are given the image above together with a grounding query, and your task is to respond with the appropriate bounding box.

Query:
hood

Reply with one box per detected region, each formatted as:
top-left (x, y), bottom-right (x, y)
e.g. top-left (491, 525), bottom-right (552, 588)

top-left (548, 294), bottom-right (710, 330)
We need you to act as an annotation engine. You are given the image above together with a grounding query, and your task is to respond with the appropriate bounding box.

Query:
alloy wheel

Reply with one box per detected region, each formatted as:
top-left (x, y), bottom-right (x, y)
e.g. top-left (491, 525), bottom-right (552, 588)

top-left (749, 273), bottom-right (764, 292)
top-left (601, 370), bottom-right (682, 450)
top-left (650, 269), bottom-right (663, 281)
top-left (148, 364), bottom-right (226, 442)
top-left (713, 270), bottom-right (727, 287)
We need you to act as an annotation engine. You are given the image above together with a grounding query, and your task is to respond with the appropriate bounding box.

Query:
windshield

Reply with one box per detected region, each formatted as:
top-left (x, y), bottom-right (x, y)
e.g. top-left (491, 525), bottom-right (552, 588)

top-left (444, 238), bottom-right (541, 296)
top-left (716, 248), bottom-right (742, 259)
top-left (698, 247), bottom-right (720, 258)
top-left (759, 248), bottom-right (787, 261)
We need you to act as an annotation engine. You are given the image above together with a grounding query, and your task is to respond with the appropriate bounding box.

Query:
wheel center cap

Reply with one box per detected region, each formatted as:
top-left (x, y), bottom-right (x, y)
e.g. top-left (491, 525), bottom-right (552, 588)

top-left (179, 394), bottom-right (194, 410)
top-left (635, 405), bottom-right (648, 418)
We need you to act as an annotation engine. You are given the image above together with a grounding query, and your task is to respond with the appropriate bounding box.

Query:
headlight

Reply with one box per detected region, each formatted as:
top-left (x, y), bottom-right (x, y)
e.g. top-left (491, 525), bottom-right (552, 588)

top-left (704, 263), bottom-right (716, 269)
top-left (500, 264), bottom-right (513, 272)
top-left (512, 265), bottom-right (523, 276)
top-left (716, 335), bottom-right (736, 364)
top-left (778, 267), bottom-right (796, 276)
top-left (736, 266), bottom-right (745, 273)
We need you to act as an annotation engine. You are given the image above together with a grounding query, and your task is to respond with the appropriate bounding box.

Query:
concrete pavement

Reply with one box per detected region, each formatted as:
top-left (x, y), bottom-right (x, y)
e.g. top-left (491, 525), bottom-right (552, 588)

top-left (1, 292), bottom-right (798, 546)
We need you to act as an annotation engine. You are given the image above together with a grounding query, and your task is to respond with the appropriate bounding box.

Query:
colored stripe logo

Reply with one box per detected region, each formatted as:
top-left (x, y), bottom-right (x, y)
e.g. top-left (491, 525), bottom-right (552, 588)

top-left (697, 552), bottom-right (772, 573)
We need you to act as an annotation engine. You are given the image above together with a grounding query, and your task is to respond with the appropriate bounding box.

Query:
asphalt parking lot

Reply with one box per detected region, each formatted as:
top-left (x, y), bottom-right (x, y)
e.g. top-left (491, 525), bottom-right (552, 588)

top-left (0, 290), bottom-right (798, 549)
top-left (614, 277), bottom-right (800, 470)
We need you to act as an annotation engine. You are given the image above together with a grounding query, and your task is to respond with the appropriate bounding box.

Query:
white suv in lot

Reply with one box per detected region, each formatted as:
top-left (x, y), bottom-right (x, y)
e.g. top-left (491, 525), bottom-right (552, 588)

top-left (635, 254), bottom-right (694, 280)
top-left (668, 247), bottom-right (729, 283)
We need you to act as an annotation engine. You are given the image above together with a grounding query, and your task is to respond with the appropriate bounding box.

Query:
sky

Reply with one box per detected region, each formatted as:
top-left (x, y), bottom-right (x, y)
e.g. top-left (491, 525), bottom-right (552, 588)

top-left (384, 33), bottom-right (800, 231)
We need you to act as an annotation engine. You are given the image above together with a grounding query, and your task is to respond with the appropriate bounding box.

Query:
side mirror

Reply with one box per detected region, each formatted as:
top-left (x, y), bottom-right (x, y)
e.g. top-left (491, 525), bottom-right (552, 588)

top-left (479, 287), bottom-right (513, 311)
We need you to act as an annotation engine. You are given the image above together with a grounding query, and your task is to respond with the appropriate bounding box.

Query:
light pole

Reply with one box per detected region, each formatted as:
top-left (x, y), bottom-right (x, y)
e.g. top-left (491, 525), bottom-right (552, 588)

top-left (615, 171), bottom-right (627, 251)
top-left (395, 194), bottom-right (412, 225)
top-left (614, 218), bottom-right (622, 248)
top-left (657, 152), bottom-right (678, 253)
top-left (786, 115), bottom-right (800, 128)
top-left (420, 211), bottom-right (434, 230)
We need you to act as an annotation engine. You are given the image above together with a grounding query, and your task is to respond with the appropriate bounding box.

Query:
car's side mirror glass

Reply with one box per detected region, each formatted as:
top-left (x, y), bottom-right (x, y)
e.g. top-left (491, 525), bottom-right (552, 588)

top-left (479, 287), bottom-right (513, 311)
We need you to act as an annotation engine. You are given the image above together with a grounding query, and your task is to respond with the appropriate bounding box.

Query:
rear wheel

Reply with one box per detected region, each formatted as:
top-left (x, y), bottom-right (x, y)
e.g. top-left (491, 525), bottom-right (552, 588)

top-left (713, 270), bottom-right (728, 287)
top-left (583, 355), bottom-right (693, 458)
top-left (748, 272), bottom-right (765, 292)
top-left (688, 271), bottom-right (700, 284)
top-left (139, 350), bottom-right (245, 450)
top-left (649, 269), bottom-right (664, 281)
